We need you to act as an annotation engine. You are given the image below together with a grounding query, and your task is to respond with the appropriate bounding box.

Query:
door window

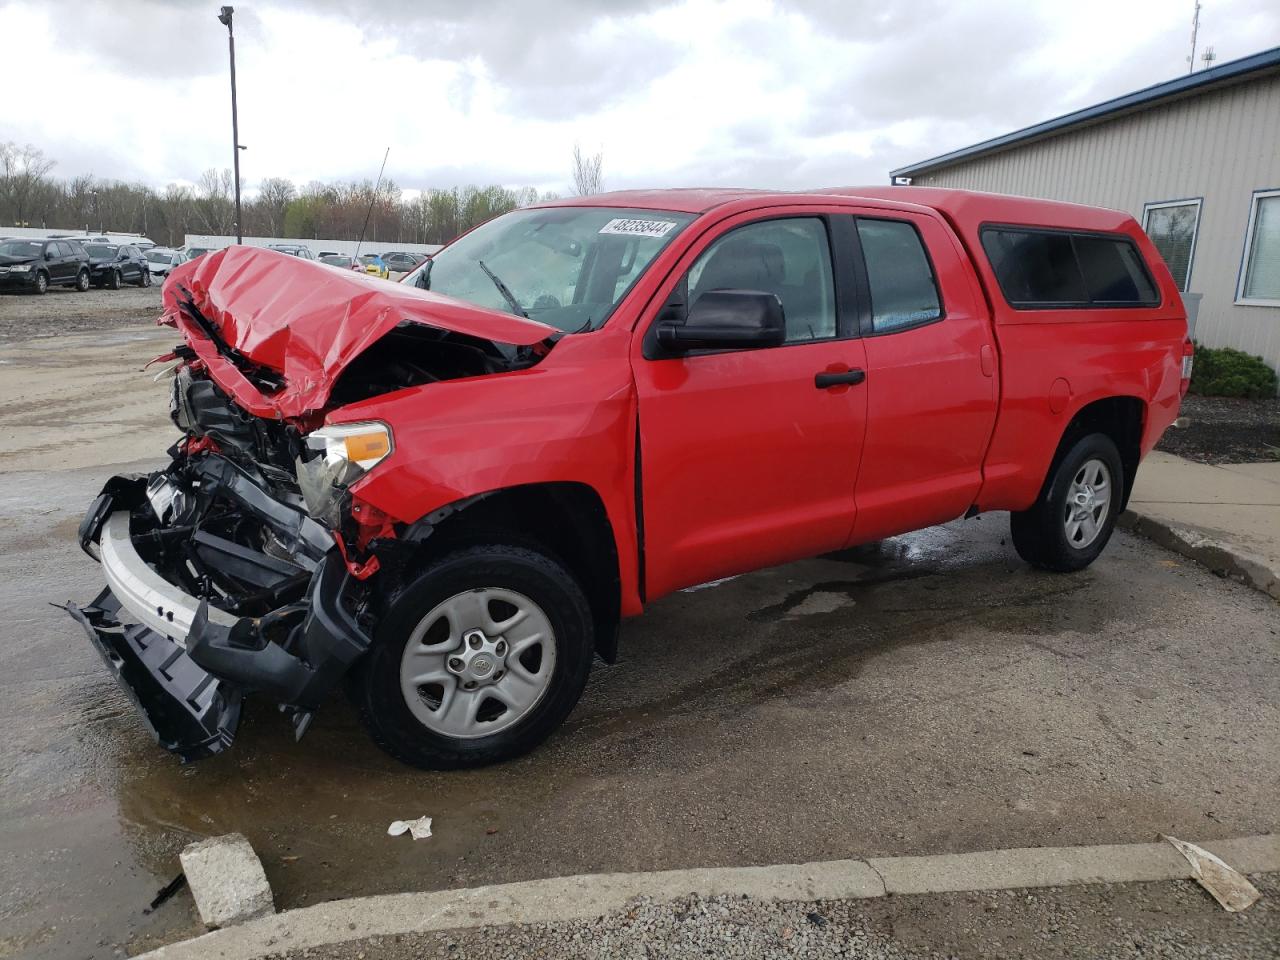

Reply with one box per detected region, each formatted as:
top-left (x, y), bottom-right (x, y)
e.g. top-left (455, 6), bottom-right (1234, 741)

top-left (685, 218), bottom-right (836, 342)
top-left (855, 218), bottom-right (942, 333)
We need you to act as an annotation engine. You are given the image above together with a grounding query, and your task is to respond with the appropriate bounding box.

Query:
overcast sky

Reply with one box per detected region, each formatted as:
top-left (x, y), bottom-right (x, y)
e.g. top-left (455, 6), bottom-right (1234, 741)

top-left (2, 0), bottom-right (1277, 197)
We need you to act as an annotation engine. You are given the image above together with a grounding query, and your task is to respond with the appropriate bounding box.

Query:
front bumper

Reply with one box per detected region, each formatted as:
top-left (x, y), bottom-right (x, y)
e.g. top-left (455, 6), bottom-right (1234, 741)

top-left (0, 269), bottom-right (37, 290)
top-left (67, 458), bottom-right (374, 761)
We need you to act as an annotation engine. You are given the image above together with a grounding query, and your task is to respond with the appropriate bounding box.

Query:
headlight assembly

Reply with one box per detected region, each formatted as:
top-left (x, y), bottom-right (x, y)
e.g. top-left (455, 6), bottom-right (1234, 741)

top-left (297, 422), bottom-right (393, 525)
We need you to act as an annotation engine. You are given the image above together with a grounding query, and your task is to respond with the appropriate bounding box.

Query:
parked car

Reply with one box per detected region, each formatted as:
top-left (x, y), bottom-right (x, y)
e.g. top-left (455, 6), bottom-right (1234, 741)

top-left (182, 247), bottom-right (214, 262)
top-left (318, 254), bottom-right (363, 271)
top-left (359, 253), bottom-right (390, 279)
top-left (0, 237), bottom-right (91, 294)
top-left (144, 248), bottom-right (184, 278)
top-left (70, 188), bottom-right (1190, 770)
top-left (381, 251), bottom-right (423, 273)
top-left (267, 243), bottom-right (316, 260)
top-left (317, 251), bottom-right (340, 259)
top-left (84, 243), bottom-right (152, 289)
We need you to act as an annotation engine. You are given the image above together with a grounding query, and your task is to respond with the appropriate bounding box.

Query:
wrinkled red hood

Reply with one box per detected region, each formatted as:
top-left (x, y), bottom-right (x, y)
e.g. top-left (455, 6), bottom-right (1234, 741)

top-left (160, 246), bottom-right (557, 418)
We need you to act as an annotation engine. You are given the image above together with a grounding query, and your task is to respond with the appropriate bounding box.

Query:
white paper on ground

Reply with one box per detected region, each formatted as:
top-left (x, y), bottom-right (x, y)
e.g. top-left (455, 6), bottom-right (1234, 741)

top-left (388, 816), bottom-right (434, 840)
top-left (1161, 835), bottom-right (1261, 912)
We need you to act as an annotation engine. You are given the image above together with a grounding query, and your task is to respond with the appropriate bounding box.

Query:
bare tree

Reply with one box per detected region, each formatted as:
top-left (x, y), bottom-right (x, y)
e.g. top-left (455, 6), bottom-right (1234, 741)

top-left (257, 177), bottom-right (296, 236)
top-left (571, 143), bottom-right (604, 196)
top-left (0, 142), bottom-right (56, 226)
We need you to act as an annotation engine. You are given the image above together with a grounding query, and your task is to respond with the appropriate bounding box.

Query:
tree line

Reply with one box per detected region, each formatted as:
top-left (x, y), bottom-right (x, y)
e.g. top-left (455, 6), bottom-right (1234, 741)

top-left (0, 142), bottom-right (607, 247)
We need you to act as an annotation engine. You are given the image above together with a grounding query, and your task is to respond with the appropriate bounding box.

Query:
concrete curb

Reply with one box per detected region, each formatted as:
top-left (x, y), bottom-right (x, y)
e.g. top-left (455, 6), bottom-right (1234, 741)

top-left (138, 834), bottom-right (1279, 959)
top-left (1119, 510), bottom-right (1280, 601)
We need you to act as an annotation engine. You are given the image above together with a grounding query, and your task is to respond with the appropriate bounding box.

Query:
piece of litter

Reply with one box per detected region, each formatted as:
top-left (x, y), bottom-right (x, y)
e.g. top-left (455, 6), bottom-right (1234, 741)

top-left (1161, 835), bottom-right (1260, 912)
top-left (388, 816), bottom-right (433, 840)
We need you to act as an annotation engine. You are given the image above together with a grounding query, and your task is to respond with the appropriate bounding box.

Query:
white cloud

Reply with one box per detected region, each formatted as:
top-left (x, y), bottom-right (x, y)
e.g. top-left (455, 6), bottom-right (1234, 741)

top-left (0, 0), bottom-right (1276, 194)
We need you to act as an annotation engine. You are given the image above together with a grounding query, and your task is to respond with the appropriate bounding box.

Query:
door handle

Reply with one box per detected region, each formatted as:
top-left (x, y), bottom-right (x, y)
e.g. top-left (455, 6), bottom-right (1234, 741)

top-left (814, 369), bottom-right (866, 389)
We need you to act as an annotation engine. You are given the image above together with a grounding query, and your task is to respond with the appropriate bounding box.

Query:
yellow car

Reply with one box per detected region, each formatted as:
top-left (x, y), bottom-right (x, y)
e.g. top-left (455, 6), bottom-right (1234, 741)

top-left (359, 254), bottom-right (390, 279)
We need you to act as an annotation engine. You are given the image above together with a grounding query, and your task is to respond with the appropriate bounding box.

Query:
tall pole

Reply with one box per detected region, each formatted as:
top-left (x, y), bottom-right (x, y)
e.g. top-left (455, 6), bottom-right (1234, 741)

top-left (1188, 1), bottom-right (1201, 75)
top-left (219, 7), bottom-right (243, 243)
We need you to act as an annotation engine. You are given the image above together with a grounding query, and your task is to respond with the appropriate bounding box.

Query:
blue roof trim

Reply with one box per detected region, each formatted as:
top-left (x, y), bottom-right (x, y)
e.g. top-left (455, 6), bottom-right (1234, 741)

top-left (890, 45), bottom-right (1280, 180)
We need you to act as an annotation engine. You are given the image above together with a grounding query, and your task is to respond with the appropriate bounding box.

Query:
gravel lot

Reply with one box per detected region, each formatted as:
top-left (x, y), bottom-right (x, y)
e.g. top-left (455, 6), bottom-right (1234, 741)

top-left (0, 283), bottom-right (164, 341)
top-left (279, 874), bottom-right (1280, 960)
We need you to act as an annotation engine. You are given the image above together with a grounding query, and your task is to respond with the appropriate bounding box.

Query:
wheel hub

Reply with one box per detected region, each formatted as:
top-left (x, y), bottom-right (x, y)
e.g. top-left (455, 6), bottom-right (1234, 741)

top-left (445, 629), bottom-right (508, 688)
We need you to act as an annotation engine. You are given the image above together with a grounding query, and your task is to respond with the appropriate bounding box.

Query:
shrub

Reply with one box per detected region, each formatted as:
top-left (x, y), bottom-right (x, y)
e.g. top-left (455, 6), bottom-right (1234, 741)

top-left (1189, 344), bottom-right (1278, 399)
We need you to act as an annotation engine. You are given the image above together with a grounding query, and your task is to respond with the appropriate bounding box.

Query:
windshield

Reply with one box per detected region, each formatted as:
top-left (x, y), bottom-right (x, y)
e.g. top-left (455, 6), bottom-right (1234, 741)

top-left (321, 255), bottom-right (354, 267)
top-left (423, 206), bottom-right (694, 332)
top-left (146, 250), bottom-right (173, 264)
top-left (85, 244), bottom-right (117, 258)
top-left (0, 240), bottom-right (43, 258)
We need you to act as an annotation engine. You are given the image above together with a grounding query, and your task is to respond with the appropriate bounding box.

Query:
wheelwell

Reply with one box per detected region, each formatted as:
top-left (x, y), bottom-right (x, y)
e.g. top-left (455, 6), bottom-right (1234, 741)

top-left (407, 483), bottom-right (622, 663)
top-left (1055, 396), bottom-right (1145, 510)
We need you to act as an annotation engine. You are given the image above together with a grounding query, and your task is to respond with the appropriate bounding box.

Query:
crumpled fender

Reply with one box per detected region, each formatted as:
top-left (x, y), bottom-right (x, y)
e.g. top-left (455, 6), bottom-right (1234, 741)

top-left (160, 246), bottom-right (558, 419)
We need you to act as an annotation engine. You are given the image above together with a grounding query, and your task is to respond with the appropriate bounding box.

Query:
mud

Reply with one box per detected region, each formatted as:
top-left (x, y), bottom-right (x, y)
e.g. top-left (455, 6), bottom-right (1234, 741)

top-left (0, 283), bottom-right (165, 341)
top-left (1, 324), bottom-right (1278, 959)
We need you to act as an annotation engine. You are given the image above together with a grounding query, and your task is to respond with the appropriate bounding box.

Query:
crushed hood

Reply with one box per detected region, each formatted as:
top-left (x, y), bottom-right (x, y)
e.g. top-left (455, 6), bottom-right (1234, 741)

top-left (160, 246), bottom-right (558, 419)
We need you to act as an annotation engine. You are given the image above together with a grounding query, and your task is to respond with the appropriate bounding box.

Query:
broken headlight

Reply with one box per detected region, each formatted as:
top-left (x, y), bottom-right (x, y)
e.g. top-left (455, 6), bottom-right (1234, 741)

top-left (296, 422), bottom-right (393, 526)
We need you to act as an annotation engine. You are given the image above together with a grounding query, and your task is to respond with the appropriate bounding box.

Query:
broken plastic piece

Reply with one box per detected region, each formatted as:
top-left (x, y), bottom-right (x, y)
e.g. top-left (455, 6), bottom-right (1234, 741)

top-left (1161, 835), bottom-right (1261, 912)
top-left (388, 816), bottom-right (433, 840)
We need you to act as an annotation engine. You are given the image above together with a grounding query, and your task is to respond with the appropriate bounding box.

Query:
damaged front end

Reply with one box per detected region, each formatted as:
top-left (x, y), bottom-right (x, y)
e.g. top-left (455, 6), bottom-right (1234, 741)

top-left (68, 383), bottom-right (379, 760)
top-left (66, 247), bottom-right (559, 761)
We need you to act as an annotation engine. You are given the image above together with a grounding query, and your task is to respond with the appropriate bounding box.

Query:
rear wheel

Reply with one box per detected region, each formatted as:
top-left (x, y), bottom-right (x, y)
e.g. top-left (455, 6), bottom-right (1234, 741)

top-left (351, 544), bottom-right (594, 769)
top-left (1011, 433), bottom-right (1123, 572)
top-left (74, 268), bottom-right (90, 292)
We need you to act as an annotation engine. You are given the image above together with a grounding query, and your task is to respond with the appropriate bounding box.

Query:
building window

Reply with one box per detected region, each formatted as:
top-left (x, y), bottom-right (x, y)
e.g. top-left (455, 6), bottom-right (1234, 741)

top-left (1238, 189), bottom-right (1280, 306)
top-left (1142, 199), bottom-right (1201, 292)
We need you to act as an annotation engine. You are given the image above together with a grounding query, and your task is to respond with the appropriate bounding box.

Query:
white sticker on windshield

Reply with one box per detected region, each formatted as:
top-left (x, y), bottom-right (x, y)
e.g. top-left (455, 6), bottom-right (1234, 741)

top-left (599, 218), bottom-right (678, 238)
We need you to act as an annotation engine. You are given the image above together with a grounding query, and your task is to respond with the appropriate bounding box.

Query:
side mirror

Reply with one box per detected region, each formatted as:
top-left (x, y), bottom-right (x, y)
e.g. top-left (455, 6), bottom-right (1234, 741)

top-left (45, 249), bottom-right (57, 260)
top-left (656, 290), bottom-right (786, 352)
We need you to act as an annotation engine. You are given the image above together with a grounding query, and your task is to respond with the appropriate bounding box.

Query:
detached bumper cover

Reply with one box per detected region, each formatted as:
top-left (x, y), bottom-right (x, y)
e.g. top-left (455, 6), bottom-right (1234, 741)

top-left (68, 465), bottom-right (374, 761)
top-left (65, 590), bottom-right (242, 762)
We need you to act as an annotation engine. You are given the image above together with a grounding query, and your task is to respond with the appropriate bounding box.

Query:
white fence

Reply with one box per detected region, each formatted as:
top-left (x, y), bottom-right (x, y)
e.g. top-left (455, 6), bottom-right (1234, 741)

top-left (184, 235), bottom-right (442, 258)
top-left (2, 225), bottom-right (157, 245)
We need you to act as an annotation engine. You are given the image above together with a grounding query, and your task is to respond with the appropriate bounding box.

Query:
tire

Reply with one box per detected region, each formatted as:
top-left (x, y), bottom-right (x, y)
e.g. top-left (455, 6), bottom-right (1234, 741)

top-left (107, 270), bottom-right (122, 290)
top-left (74, 268), bottom-right (90, 292)
top-left (141, 269), bottom-right (153, 288)
top-left (33, 271), bottom-right (48, 295)
top-left (1011, 433), bottom-right (1123, 572)
top-left (351, 543), bottom-right (594, 770)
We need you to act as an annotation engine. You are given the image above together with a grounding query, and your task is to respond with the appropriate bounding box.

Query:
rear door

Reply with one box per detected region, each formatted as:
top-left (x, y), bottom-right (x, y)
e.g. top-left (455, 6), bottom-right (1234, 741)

top-left (632, 208), bottom-right (869, 597)
top-left (843, 210), bottom-right (999, 543)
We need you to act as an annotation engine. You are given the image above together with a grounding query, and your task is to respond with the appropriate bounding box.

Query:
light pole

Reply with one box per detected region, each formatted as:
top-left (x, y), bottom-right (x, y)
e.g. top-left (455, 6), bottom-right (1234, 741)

top-left (218, 6), bottom-right (244, 243)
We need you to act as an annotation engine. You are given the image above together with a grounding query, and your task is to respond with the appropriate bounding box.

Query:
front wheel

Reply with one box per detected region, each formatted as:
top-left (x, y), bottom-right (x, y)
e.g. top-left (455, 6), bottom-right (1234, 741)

top-left (351, 544), bottom-right (594, 769)
top-left (1011, 433), bottom-right (1123, 572)
top-left (33, 271), bottom-right (49, 295)
top-left (141, 269), bottom-right (153, 287)
top-left (107, 269), bottom-right (123, 290)
top-left (74, 268), bottom-right (90, 292)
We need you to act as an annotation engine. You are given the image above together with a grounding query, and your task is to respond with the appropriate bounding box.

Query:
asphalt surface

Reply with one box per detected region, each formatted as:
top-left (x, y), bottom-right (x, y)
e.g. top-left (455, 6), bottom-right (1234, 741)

top-left (275, 874), bottom-right (1280, 959)
top-left (1, 323), bottom-right (1278, 959)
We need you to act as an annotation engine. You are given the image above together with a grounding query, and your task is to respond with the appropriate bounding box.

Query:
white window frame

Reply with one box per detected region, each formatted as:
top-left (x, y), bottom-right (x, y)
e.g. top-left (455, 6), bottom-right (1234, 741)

top-left (1236, 188), bottom-right (1280, 307)
top-left (1141, 198), bottom-right (1201, 293)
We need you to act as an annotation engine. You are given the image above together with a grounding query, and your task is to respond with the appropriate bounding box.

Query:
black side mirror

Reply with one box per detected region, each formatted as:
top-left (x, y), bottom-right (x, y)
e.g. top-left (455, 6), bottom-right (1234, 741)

top-left (656, 289), bottom-right (786, 352)
top-left (45, 249), bottom-right (57, 260)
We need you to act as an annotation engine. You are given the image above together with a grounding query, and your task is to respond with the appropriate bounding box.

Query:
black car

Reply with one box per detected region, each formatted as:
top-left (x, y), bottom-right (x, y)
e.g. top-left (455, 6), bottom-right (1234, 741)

top-left (381, 251), bottom-right (423, 272)
top-left (84, 243), bottom-right (152, 289)
top-left (0, 238), bottom-right (91, 294)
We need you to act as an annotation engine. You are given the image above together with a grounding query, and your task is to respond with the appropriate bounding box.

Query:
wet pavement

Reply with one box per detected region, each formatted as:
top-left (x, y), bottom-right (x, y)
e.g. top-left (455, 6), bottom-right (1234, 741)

top-left (1, 454), bottom-right (1278, 959)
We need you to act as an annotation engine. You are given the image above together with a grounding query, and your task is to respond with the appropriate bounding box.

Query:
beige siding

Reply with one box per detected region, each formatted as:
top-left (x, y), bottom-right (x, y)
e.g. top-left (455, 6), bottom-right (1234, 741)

top-left (913, 74), bottom-right (1280, 373)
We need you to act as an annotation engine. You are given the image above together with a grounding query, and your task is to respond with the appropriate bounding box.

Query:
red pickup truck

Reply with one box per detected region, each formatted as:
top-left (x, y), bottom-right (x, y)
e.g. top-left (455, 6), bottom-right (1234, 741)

top-left (69, 187), bottom-right (1190, 769)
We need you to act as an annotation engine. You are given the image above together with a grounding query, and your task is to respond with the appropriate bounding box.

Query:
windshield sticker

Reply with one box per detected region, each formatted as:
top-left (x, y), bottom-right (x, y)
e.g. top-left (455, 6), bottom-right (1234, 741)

top-left (598, 218), bottom-right (678, 238)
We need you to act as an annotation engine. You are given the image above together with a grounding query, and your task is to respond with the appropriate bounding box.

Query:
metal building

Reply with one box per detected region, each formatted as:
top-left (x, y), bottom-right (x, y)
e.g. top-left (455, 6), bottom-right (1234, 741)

top-left (890, 46), bottom-right (1280, 374)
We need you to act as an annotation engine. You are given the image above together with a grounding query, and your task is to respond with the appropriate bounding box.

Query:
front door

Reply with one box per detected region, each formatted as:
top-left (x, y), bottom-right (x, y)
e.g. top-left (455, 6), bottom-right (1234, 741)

top-left (632, 211), bottom-right (869, 598)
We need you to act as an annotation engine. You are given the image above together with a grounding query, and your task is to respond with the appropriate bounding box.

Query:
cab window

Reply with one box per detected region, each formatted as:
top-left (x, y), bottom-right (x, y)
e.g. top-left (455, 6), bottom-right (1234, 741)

top-left (685, 218), bottom-right (836, 342)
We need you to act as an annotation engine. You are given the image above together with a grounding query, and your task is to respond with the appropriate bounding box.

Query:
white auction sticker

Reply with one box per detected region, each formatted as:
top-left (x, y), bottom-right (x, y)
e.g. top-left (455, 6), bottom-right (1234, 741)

top-left (598, 218), bottom-right (678, 238)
